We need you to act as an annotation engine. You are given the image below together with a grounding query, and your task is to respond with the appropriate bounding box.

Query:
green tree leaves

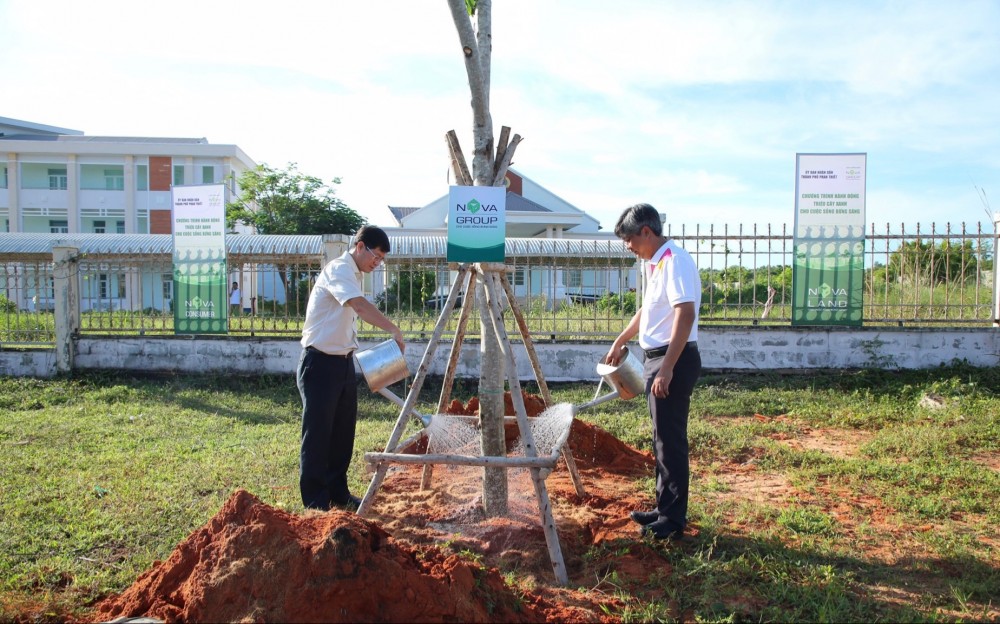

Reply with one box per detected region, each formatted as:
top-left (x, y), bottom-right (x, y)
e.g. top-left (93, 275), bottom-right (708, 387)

top-left (226, 163), bottom-right (365, 236)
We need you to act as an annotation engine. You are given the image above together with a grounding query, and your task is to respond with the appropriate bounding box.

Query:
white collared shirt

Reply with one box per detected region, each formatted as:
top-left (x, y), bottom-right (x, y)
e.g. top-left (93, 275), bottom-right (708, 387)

top-left (300, 252), bottom-right (364, 355)
top-left (639, 240), bottom-right (701, 349)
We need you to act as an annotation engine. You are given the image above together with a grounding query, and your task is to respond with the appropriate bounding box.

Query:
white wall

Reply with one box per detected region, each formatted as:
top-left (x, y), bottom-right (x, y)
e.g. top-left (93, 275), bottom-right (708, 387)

top-left (3, 327), bottom-right (996, 379)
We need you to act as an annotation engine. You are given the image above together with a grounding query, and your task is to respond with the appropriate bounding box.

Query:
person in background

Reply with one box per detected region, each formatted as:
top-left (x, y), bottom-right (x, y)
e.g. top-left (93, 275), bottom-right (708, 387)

top-left (297, 225), bottom-right (404, 511)
top-left (229, 281), bottom-right (241, 316)
top-left (605, 203), bottom-right (702, 541)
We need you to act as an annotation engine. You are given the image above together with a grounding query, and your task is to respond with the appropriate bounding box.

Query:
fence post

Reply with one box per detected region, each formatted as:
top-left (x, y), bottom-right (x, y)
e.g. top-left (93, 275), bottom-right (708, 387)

top-left (994, 212), bottom-right (1000, 328)
top-left (321, 234), bottom-right (351, 267)
top-left (52, 246), bottom-right (81, 373)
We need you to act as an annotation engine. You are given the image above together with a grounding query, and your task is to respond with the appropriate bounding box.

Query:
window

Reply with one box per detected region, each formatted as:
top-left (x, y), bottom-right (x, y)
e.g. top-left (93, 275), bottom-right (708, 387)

top-left (49, 220), bottom-right (68, 234)
top-left (116, 220), bottom-right (125, 234)
top-left (48, 168), bottom-right (68, 190)
top-left (1, 165), bottom-right (7, 189)
top-left (136, 165), bottom-right (148, 191)
top-left (94, 220), bottom-right (106, 234)
top-left (508, 267), bottom-right (526, 286)
top-left (3, 219), bottom-right (8, 233)
top-left (104, 168), bottom-right (124, 191)
top-left (117, 274), bottom-right (127, 299)
top-left (173, 165), bottom-right (184, 186)
top-left (201, 166), bottom-right (215, 184)
top-left (564, 269), bottom-right (583, 288)
top-left (99, 274), bottom-right (109, 300)
top-left (162, 274), bottom-right (173, 300)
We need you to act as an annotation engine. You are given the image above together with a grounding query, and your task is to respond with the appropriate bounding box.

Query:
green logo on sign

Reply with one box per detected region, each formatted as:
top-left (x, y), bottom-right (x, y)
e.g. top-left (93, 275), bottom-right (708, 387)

top-left (467, 199), bottom-right (481, 214)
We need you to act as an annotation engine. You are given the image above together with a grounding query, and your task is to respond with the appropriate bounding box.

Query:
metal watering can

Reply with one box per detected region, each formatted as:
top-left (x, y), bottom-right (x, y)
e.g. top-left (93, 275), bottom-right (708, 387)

top-left (355, 340), bottom-right (431, 426)
top-left (575, 348), bottom-right (645, 413)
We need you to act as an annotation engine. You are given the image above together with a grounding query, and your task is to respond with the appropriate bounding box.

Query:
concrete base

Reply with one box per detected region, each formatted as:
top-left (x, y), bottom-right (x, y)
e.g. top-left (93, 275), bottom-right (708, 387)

top-left (3, 327), bottom-right (997, 379)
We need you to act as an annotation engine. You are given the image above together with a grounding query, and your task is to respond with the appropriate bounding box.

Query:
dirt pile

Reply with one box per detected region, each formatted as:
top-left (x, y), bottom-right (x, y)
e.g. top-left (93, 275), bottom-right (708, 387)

top-left (94, 489), bottom-right (551, 623)
top-left (94, 392), bottom-right (660, 623)
top-left (442, 390), bottom-right (548, 418)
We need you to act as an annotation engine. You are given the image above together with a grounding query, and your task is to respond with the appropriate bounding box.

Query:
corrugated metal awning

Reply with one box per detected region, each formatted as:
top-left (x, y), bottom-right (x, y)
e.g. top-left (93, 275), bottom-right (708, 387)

top-left (0, 233), bottom-right (631, 263)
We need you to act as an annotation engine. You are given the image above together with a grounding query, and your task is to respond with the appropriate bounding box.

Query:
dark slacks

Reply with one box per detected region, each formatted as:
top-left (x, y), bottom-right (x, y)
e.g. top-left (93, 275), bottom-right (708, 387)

top-left (296, 347), bottom-right (358, 510)
top-left (644, 343), bottom-right (701, 532)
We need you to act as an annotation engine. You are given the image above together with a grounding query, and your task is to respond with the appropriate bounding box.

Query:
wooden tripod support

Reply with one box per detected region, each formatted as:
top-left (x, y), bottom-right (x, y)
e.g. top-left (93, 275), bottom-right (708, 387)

top-left (357, 262), bottom-right (584, 586)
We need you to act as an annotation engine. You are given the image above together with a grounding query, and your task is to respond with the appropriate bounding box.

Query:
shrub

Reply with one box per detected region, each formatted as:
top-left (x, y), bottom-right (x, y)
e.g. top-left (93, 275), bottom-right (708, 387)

top-left (596, 291), bottom-right (636, 315)
top-left (0, 294), bottom-right (16, 313)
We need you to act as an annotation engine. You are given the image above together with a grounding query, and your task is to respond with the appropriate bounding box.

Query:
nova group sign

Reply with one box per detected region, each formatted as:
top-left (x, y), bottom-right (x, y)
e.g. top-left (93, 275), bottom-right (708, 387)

top-left (447, 186), bottom-right (506, 262)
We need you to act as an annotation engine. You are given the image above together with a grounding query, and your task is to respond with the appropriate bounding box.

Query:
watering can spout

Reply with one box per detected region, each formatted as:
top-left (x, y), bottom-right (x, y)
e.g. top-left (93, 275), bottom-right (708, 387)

top-left (574, 390), bottom-right (621, 413)
top-left (378, 388), bottom-right (431, 427)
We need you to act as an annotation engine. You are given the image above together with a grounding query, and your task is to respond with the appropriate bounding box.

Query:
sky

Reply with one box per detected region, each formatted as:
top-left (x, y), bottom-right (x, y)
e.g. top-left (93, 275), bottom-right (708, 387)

top-left (2, 0), bottom-right (999, 234)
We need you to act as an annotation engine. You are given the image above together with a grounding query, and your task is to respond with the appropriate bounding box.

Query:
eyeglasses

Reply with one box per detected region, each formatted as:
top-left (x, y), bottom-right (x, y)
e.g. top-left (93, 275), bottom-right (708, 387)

top-left (364, 245), bottom-right (385, 265)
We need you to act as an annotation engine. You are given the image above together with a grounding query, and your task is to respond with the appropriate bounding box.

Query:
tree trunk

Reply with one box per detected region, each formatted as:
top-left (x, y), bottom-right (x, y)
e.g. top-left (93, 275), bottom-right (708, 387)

top-left (447, 0), bottom-right (507, 516)
top-left (477, 274), bottom-right (507, 515)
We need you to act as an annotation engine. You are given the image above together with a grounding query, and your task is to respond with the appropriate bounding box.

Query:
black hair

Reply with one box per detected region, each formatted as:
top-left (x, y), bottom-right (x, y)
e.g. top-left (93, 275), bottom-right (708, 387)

top-left (354, 225), bottom-right (391, 253)
top-left (613, 203), bottom-right (663, 239)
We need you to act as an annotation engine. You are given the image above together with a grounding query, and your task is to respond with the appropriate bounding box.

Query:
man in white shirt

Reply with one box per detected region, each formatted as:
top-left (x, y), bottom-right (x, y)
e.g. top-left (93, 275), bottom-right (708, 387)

top-left (297, 225), bottom-right (405, 511)
top-left (605, 204), bottom-right (702, 541)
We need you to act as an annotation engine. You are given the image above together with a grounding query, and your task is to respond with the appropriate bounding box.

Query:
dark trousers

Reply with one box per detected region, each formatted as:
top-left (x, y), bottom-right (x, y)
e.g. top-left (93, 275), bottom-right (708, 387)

top-left (296, 347), bottom-right (358, 510)
top-left (644, 344), bottom-right (701, 532)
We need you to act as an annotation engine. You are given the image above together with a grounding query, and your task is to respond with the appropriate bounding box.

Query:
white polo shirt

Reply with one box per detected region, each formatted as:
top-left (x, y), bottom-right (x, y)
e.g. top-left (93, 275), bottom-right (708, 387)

top-left (300, 252), bottom-right (364, 355)
top-left (639, 240), bottom-right (701, 350)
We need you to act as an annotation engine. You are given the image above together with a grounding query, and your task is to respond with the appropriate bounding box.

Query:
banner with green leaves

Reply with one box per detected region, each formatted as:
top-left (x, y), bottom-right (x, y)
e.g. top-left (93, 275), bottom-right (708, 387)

top-left (792, 154), bottom-right (867, 326)
top-left (172, 184), bottom-right (228, 334)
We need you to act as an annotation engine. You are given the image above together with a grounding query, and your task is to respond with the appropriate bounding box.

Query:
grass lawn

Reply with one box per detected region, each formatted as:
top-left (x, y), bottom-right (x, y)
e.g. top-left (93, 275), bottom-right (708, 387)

top-left (1, 364), bottom-right (998, 622)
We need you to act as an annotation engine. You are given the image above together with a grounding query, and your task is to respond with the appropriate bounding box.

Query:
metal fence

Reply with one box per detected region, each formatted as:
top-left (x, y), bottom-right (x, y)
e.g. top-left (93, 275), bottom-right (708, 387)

top-left (1, 222), bottom-right (996, 350)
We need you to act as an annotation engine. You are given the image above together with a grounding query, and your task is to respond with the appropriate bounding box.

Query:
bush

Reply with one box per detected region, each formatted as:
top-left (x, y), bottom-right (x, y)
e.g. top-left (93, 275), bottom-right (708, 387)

top-left (596, 291), bottom-right (636, 315)
top-left (0, 294), bottom-right (16, 313)
top-left (375, 269), bottom-right (437, 314)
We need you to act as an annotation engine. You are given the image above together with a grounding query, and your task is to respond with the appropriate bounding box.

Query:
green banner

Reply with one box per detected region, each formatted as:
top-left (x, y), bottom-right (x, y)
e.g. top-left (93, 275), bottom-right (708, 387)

top-left (792, 154), bottom-right (867, 326)
top-left (172, 184), bottom-right (228, 334)
top-left (792, 238), bottom-right (865, 326)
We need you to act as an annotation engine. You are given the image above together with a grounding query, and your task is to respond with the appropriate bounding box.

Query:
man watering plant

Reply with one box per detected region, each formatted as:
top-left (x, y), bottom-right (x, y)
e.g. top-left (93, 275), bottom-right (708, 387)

top-left (605, 203), bottom-right (702, 541)
top-left (297, 225), bottom-right (405, 511)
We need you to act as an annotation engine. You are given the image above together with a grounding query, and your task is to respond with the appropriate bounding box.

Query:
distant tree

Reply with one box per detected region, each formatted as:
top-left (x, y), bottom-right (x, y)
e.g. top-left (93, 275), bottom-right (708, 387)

top-left (226, 163), bottom-right (366, 307)
top-left (887, 240), bottom-right (983, 285)
top-left (375, 269), bottom-right (437, 313)
top-left (226, 163), bottom-right (365, 236)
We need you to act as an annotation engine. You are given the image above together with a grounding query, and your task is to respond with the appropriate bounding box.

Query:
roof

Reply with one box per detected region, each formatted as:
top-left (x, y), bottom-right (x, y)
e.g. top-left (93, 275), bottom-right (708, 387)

top-left (0, 135), bottom-right (209, 144)
top-left (506, 193), bottom-right (551, 213)
top-left (388, 206), bottom-right (420, 225)
top-left (0, 233), bottom-right (632, 265)
top-left (0, 116), bottom-right (83, 136)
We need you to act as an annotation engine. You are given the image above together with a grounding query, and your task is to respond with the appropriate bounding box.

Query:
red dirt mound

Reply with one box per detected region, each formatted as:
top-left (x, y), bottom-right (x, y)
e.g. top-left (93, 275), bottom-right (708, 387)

top-left (444, 390), bottom-right (548, 417)
top-left (94, 392), bottom-right (661, 623)
top-left (93, 489), bottom-right (551, 623)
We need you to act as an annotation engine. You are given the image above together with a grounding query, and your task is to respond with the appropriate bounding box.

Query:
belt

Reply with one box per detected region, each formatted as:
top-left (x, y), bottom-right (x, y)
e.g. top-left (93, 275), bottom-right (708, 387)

top-left (305, 345), bottom-right (354, 358)
top-left (643, 341), bottom-right (697, 359)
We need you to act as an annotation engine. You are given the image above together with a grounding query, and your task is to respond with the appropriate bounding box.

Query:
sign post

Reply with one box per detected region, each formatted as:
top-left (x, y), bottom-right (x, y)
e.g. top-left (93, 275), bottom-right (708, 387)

top-left (171, 183), bottom-right (228, 334)
top-left (792, 154), bottom-right (867, 326)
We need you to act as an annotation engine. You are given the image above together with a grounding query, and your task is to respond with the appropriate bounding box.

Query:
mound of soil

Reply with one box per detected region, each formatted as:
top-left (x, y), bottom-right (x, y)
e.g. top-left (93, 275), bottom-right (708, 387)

top-left (93, 489), bottom-right (550, 623)
top-left (94, 392), bottom-right (661, 623)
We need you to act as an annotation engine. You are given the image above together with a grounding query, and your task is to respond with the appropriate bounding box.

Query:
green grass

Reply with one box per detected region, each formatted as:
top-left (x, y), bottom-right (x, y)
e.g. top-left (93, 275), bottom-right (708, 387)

top-left (1, 365), bottom-right (998, 622)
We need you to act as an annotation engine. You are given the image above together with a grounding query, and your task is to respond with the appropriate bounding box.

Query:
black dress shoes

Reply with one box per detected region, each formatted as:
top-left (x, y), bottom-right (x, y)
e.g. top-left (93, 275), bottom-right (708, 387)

top-left (332, 494), bottom-right (362, 511)
top-left (639, 518), bottom-right (684, 541)
top-left (629, 510), bottom-right (660, 526)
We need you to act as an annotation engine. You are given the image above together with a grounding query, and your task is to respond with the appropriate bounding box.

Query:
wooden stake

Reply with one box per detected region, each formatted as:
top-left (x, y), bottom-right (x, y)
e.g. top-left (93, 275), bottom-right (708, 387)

top-left (482, 268), bottom-right (568, 586)
top-left (492, 133), bottom-right (522, 187)
top-left (445, 130), bottom-right (473, 186)
top-left (366, 451), bottom-right (558, 469)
